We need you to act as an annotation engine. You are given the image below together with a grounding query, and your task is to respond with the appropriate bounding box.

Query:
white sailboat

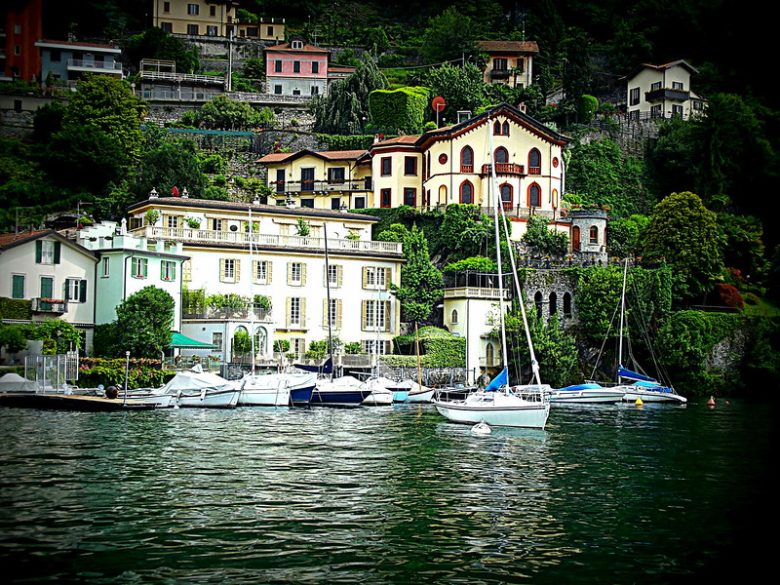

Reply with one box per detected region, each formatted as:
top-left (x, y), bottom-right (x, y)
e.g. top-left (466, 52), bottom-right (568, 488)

top-left (435, 120), bottom-right (550, 429)
top-left (611, 260), bottom-right (687, 404)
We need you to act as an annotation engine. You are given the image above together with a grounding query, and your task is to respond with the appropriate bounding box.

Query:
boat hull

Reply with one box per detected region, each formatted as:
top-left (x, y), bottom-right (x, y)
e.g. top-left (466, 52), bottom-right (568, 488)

top-left (363, 390), bottom-right (393, 406)
top-left (406, 388), bottom-right (435, 403)
top-left (311, 388), bottom-right (373, 407)
top-left (549, 389), bottom-right (625, 404)
top-left (391, 390), bottom-right (410, 402)
top-left (238, 387), bottom-right (291, 406)
top-left (289, 386), bottom-right (315, 405)
top-left (621, 387), bottom-right (688, 404)
top-left (176, 388), bottom-right (241, 408)
top-left (435, 400), bottom-right (550, 428)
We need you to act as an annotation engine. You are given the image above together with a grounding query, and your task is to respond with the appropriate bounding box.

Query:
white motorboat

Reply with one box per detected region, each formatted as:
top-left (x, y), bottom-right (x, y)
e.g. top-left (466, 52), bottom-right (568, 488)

top-left (548, 383), bottom-right (625, 405)
top-left (238, 374), bottom-right (292, 406)
top-left (163, 366), bottom-right (241, 408)
top-left (361, 377), bottom-right (395, 405)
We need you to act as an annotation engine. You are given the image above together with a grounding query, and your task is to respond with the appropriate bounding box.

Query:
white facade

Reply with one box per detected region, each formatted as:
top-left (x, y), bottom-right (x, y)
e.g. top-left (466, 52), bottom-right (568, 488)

top-left (626, 60), bottom-right (705, 120)
top-left (0, 230), bottom-right (96, 350)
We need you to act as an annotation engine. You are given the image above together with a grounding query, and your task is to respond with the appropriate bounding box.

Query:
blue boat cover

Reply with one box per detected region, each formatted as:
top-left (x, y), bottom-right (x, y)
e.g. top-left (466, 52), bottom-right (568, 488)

top-left (633, 380), bottom-right (672, 392)
top-left (295, 357), bottom-right (333, 374)
top-left (485, 367), bottom-right (508, 391)
top-left (557, 383), bottom-right (603, 392)
top-left (618, 365), bottom-right (657, 383)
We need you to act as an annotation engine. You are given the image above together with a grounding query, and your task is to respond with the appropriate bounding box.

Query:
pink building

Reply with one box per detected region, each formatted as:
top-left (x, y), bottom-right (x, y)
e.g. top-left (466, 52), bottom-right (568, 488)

top-left (264, 37), bottom-right (329, 97)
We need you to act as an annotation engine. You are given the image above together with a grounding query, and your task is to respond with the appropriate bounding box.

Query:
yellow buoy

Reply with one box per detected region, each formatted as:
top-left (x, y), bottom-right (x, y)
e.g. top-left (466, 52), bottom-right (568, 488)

top-left (635, 397), bottom-right (644, 407)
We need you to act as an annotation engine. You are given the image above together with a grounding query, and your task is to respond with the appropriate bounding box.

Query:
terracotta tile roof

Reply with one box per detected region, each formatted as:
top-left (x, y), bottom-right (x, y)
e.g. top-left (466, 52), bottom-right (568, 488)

top-left (265, 41), bottom-right (329, 53)
top-left (372, 135), bottom-right (420, 146)
top-left (318, 149), bottom-right (367, 160)
top-left (477, 40), bottom-right (539, 54)
top-left (0, 230), bottom-right (50, 250)
top-left (257, 152), bottom-right (295, 163)
top-left (257, 149), bottom-right (368, 164)
top-left (36, 39), bottom-right (120, 51)
top-left (328, 66), bottom-right (356, 73)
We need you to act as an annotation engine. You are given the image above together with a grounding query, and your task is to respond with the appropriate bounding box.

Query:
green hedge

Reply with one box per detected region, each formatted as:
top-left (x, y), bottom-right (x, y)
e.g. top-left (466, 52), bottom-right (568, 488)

top-left (77, 357), bottom-right (175, 389)
top-left (0, 298), bottom-right (32, 320)
top-left (368, 86), bottom-right (429, 134)
top-left (316, 134), bottom-right (377, 151)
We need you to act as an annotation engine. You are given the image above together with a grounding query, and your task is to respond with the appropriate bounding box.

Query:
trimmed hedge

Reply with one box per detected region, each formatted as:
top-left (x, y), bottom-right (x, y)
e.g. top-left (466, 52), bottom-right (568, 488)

top-left (368, 86), bottom-right (429, 134)
top-left (77, 357), bottom-right (175, 389)
top-left (316, 134), bottom-right (377, 151)
top-left (0, 298), bottom-right (32, 320)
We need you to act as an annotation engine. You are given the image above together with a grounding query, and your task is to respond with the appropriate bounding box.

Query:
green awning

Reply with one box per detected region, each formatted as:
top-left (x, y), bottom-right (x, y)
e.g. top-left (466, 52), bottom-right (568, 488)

top-left (170, 332), bottom-right (217, 349)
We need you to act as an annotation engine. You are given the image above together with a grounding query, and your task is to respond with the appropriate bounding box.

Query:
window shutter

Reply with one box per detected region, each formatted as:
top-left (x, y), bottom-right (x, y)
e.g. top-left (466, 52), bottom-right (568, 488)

top-left (183, 260), bottom-right (191, 282)
top-left (54, 242), bottom-right (61, 264)
top-left (384, 301), bottom-right (391, 332)
top-left (143, 259), bottom-right (148, 278)
top-left (252, 260), bottom-right (259, 283)
top-left (322, 299), bottom-right (328, 327)
top-left (79, 280), bottom-right (87, 303)
top-left (219, 259), bottom-right (226, 282)
top-left (300, 298), bottom-right (306, 327)
top-left (62, 279), bottom-right (69, 301)
top-left (35, 240), bottom-right (42, 263)
top-left (267, 261), bottom-right (273, 284)
top-left (286, 298), bottom-right (291, 327)
top-left (384, 340), bottom-right (392, 354)
top-left (362, 267), bottom-right (368, 289)
top-left (337, 299), bottom-right (343, 329)
top-left (384, 267), bottom-right (391, 290)
top-left (287, 262), bottom-right (292, 285)
top-left (171, 263), bottom-right (176, 281)
top-left (337, 266), bottom-right (343, 288)
top-left (234, 259), bottom-right (241, 282)
top-left (160, 262), bottom-right (165, 280)
top-left (361, 300), bottom-right (368, 331)
top-left (323, 267), bottom-right (328, 287)
top-left (301, 263), bottom-right (307, 286)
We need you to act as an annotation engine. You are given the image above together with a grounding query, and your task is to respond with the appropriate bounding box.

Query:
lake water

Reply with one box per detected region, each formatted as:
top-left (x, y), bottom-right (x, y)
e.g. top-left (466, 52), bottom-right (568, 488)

top-left (0, 399), bottom-right (775, 584)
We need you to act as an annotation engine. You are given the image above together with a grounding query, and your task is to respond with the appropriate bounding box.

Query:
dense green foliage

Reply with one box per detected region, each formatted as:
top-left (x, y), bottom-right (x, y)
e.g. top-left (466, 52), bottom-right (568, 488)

top-left (101, 287), bottom-right (176, 358)
top-left (521, 216), bottom-right (569, 259)
top-left (77, 357), bottom-right (175, 390)
top-left (442, 256), bottom-right (497, 274)
top-left (125, 27), bottom-right (199, 73)
top-left (606, 215), bottom-right (649, 259)
top-left (0, 298), bottom-right (32, 321)
top-left (423, 64), bottom-right (486, 122)
top-left (185, 95), bottom-right (274, 130)
top-left (368, 87), bottom-right (429, 134)
top-left (392, 225), bottom-right (444, 323)
top-left (419, 7), bottom-right (478, 65)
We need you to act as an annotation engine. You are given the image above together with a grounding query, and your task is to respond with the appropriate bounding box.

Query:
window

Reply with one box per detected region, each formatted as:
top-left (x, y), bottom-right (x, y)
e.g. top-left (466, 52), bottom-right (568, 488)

top-left (354, 196), bottom-right (366, 209)
top-left (528, 183), bottom-right (541, 208)
top-left (629, 87), bottom-right (640, 106)
top-left (187, 3), bottom-right (199, 15)
top-left (494, 147), bottom-right (508, 164)
top-left (529, 148), bottom-right (541, 174)
top-left (207, 26), bottom-right (218, 36)
top-left (493, 120), bottom-right (502, 135)
top-left (253, 260), bottom-right (270, 284)
top-left (534, 291), bottom-right (543, 319)
top-left (292, 40), bottom-right (303, 49)
top-left (403, 188), bottom-right (416, 207)
top-left (589, 226), bottom-right (599, 244)
top-left (161, 22), bottom-right (173, 33)
top-left (292, 89), bottom-right (301, 96)
top-left (288, 262), bottom-right (305, 286)
top-left (161, 260), bottom-right (176, 281)
top-left (267, 26), bottom-right (274, 36)
top-left (362, 339), bottom-right (391, 355)
top-left (331, 198), bottom-right (341, 210)
top-left (187, 24), bottom-right (199, 35)
top-left (485, 342), bottom-right (494, 366)
top-left (219, 258), bottom-right (239, 283)
top-left (132, 257), bottom-right (148, 279)
top-left (211, 218), bottom-right (223, 231)
top-left (288, 297), bottom-right (302, 326)
top-left (500, 184), bottom-right (513, 209)
top-left (274, 60), bottom-right (282, 72)
top-left (12, 275), bottom-right (25, 299)
top-left (672, 81), bottom-right (684, 90)
top-left (651, 104), bottom-right (663, 118)
top-left (459, 181), bottom-right (474, 204)
top-left (363, 266), bottom-right (388, 290)
top-left (210, 5), bottom-right (216, 17)
top-left (311, 86), bottom-right (319, 95)
top-left (549, 292), bottom-right (558, 316)
top-left (40, 276), bottom-right (53, 300)
top-left (274, 84), bottom-right (282, 94)
top-left (451, 309), bottom-right (458, 324)
top-left (672, 104), bottom-right (683, 117)
top-left (563, 292), bottom-right (572, 316)
top-left (629, 110), bottom-right (640, 121)
top-left (312, 62), bottom-right (319, 74)
top-left (50, 49), bottom-right (61, 63)
top-left (14, 99), bottom-right (22, 113)
top-left (380, 188), bottom-right (391, 208)
top-left (167, 215), bottom-right (178, 229)
top-left (404, 156), bottom-right (417, 176)
top-left (502, 121), bottom-right (510, 136)
top-left (324, 298), bottom-right (342, 328)
top-left (163, 1), bottom-right (170, 12)
top-left (362, 299), bottom-right (390, 331)
top-left (246, 27), bottom-right (258, 37)
top-left (325, 264), bottom-right (342, 288)
top-left (494, 58), bottom-right (508, 70)
top-left (380, 157), bottom-right (392, 176)
top-left (572, 226), bottom-right (581, 251)
top-left (36, 240), bottom-right (60, 265)
top-left (212, 332), bottom-right (223, 349)
top-left (460, 146), bottom-right (473, 172)
top-left (650, 81), bottom-right (662, 91)
top-left (328, 167), bottom-right (345, 184)
top-left (14, 45), bottom-right (21, 56)
top-left (301, 199), bottom-right (314, 208)
top-left (293, 61), bottom-right (301, 73)
top-left (66, 278), bottom-right (87, 303)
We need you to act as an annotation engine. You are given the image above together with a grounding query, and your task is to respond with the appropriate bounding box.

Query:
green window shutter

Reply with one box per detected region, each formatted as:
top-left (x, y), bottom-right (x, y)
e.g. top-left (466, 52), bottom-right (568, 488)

top-left (54, 242), bottom-right (61, 264)
top-left (171, 263), bottom-right (176, 281)
top-left (79, 280), bottom-right (87, 303)
top-left (143, 259), bottom-right (148, 277)
top-left (160, 262), bottom-right (165, 280)
top-left (41, 276), bottom-right (53, 298)
top-left (35, 241), bottom-right (42, 263)
top-left (12, 275), bottom-right (25, 299)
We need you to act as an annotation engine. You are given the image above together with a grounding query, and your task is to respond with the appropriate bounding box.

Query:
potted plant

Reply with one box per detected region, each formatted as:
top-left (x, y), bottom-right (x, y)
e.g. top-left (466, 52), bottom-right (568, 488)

top-left (185, 216), bottom-right (201, 229)
top-left (144, 209), bottom-right (160, 226)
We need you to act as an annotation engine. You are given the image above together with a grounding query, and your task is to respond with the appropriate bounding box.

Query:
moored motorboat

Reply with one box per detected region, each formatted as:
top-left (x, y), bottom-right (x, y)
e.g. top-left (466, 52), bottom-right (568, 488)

top-left (619, 378), bottom-right (688, 404)
top-left (548, 383), bottom-right (625, 405)
top-left (312, 376), bottom-right (373, 407)
top-left (163, 367), bottom-right (241, 408)
top-left (238, 373), bottom-right (294, 406)
top-left (362, 377), bottom-right (394, 405)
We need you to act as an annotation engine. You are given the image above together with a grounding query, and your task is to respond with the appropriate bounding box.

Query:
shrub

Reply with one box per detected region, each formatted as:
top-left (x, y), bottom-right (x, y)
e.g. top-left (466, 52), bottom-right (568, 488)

top-left (714, 283), bottom-right (745, 309)
top-left (368, 86), bottom-right (429, 133)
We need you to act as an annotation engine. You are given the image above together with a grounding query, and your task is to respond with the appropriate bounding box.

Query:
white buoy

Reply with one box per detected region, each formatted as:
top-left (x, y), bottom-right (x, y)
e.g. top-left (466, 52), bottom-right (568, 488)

top-left (471, 421), bottom-right (492, 435)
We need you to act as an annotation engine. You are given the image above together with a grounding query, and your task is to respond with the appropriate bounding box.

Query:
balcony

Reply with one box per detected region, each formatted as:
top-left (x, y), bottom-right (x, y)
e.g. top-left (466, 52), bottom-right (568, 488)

top-left (645, 88), bottom-right (690, 103)
top-left (31, 298), bottom-right (68, 314)
top-left (480, 163), bottom-right (525, 176)
top-left (273, 179), bottom-right (371, 194)
top-left (67, 58), bottom-right (123, 76)
top-left (443, 272), bottom-right (511, 300)
top-left (133, 226), bottom-right (403, 257)
top-left (444, 286), bottom-right (509, 300)
top-left (489, 69), bottom-right (511, 80)
top-left (184, 307), bottom-right (272, 321)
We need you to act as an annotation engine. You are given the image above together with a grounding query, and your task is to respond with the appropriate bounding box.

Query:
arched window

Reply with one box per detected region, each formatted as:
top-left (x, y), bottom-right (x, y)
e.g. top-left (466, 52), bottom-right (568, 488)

top-left (494, 147), bottom-right (509, 164)
top-left (460, 146), bottom-right (474, 173)
top-left (502, 121), bottom-right (510, 136)
top-left (255, 326), bottom-right (267, 355)
top-left (563, 292), bottom-right (572, 316)
top-left (459, 180), bottom-right (474, 204)
top-left (527, 183), bottom-right (541, 207)
top-left (486, 342), bottom-right (494, 366)
top-left (534, 291), bottom-right (543, 319)
top-left (572, 226), bottom-right (581, 251)
top-left (438, 185), bottom-right (447, 205)
top-left (549, 292), bottom-right (558, 316)
top-left (500, 183), bottom-right (513, 209)
top-left (451, 309), bottom-right (459, 324)
top-left (589, 226), bottom-right (599, 244)
top-left (529, 148), bottom-right (541, 174)
top-left (552, 188), bottom-right (559, 208)
top-left (493, 120), bottom-right (501, 135)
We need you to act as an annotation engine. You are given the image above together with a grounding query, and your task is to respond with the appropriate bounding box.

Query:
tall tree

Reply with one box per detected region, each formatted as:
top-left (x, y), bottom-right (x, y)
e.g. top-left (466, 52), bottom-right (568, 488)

top-left (423, 63), bottom-right (486, 121)
top-left (420, 6), bottom-right (479, 65)
top-left (114, 286), bottom-right (175, 358)
top-left (392, 225), bottom-right (443, 324)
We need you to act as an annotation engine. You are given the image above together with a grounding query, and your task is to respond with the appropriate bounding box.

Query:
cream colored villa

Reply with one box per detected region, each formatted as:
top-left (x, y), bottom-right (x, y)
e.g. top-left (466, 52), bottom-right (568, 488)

top-left (625, 60), bottom-right (706, 120)
top-left (125, 196), bottom-right (403, 362)
top-left (258, 103), bottom-right (571, 240)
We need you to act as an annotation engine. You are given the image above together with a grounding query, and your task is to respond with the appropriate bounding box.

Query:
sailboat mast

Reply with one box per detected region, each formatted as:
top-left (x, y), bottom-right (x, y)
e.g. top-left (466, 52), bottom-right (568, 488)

top-left (323, 222), bottom-right (334, 380)
top-left (617, 258), bottom-right (629, 378)
top-left (249, 202), bottom-right (255, 375)
top-left (487, 121), bottom-right (509, 370)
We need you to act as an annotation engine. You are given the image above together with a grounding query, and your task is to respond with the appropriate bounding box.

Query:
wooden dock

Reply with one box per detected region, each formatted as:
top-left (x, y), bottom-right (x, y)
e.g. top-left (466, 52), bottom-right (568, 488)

top-left (0, 393), bottom-right (157, 411)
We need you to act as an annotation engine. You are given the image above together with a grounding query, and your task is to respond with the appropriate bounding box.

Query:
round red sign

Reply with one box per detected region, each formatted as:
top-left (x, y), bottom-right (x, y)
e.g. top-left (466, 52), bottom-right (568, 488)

top-left (431, 96), bottom-right (446, 112)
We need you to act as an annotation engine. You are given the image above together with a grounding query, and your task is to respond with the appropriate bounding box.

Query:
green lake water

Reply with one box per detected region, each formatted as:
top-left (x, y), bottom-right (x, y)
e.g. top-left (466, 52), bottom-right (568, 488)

top-left (0, 400), bottom-right (775, 584)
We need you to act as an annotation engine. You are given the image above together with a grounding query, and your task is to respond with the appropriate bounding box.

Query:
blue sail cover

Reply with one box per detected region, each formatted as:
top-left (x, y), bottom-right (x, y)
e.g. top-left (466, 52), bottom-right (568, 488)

top-left (295, 357), bottom-right (333, 374)
top-left (618, 366), bottom-right (657, 383)
top-left (485, 367), bottom-right (508, 391)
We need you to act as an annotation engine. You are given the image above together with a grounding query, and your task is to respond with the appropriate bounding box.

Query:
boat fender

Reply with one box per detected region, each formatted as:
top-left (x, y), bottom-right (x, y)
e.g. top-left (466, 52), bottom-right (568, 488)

top-left (707, 396), bottom-right (716, 407)
top-left (105, 386), bottom-right (118, 399)
top-left (471, 421), bottom-right (492, 436)
top-left (634, 397), bottom-right (643, 407)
